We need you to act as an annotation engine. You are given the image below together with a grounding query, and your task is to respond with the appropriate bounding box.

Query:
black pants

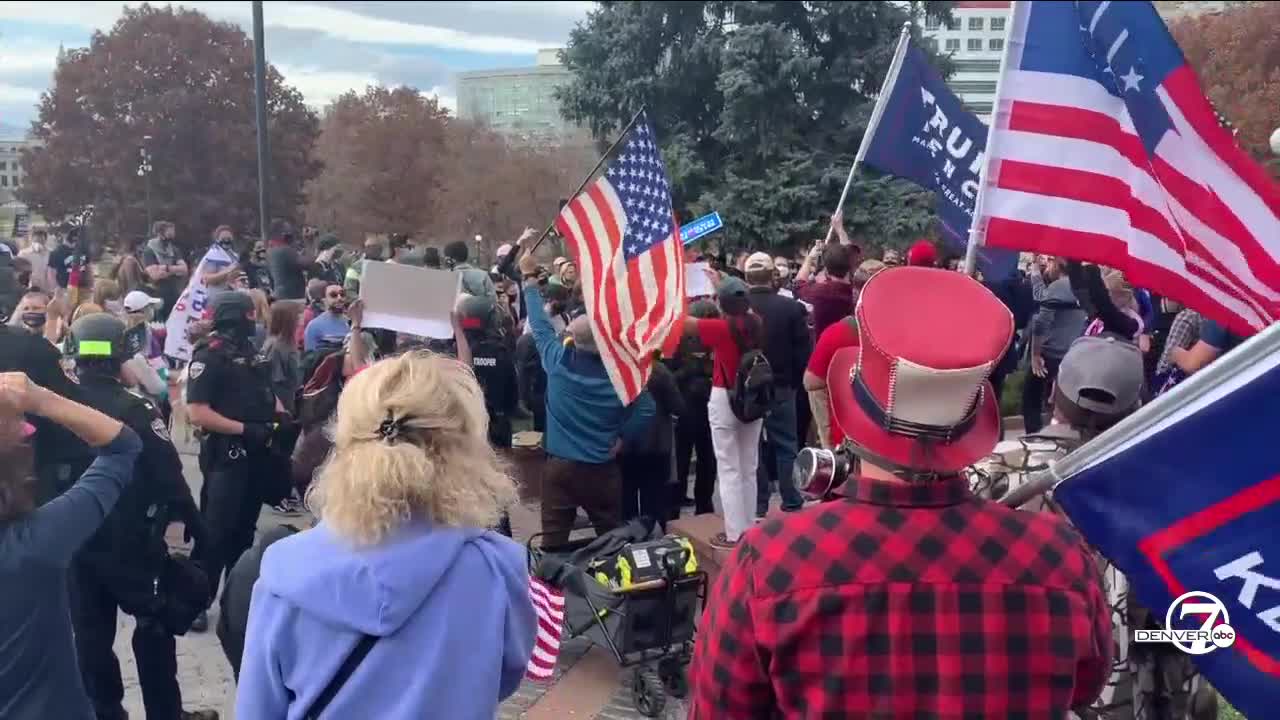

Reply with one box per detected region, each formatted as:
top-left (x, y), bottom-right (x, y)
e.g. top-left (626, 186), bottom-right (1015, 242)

top-left (795, 386), bottom-right (812, 447)
top-left (675, 406), bottom-right (716, 515)
top-left (73, 560), bottom-right (181, 720)
top-left (1021, 355), bottom-right (1062, 434)
top-left (620, 450), bottom-right (672, 531)
top-left (200, 438), bottom-right (268, 600)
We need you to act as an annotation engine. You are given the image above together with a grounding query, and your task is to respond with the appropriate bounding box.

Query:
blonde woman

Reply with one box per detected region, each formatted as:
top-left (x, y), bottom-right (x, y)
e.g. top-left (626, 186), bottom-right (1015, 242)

top-left (236, 352), bottom-right (535, 720)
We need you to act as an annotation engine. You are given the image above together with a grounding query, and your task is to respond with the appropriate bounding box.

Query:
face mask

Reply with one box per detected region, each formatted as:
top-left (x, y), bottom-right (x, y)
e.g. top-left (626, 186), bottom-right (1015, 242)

top-left (21, 312), bottom-right (46, 328)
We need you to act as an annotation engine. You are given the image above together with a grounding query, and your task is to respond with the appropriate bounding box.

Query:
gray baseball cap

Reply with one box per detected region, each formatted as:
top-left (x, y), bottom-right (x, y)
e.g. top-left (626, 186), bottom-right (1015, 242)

top-left (1056, 335), bottom-right (1144, 416)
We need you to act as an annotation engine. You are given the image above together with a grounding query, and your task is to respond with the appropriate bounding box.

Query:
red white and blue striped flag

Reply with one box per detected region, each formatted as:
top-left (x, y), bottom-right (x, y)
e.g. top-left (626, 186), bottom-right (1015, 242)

top-left (525, 576), bottom-right (566, 681)
top-left (555, 112), bottom-right (685, 404)
top-left (974, 1), bottom-right (1280, 337)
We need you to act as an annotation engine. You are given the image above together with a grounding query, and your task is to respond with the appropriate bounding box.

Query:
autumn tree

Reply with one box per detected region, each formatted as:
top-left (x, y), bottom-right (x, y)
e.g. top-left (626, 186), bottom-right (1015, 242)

top-left (557, 1), bottom-right (953, 253)
top-left (18, 4), bottom-right (320, 249)
top-left (306, 85), bottom-right (595, 261)
top-left (428, 122), bottom-right (595, 261)
top-left (1171, 2), bottom-right (1280, 177)
top-left (305, 86), bottom-right (452, 244)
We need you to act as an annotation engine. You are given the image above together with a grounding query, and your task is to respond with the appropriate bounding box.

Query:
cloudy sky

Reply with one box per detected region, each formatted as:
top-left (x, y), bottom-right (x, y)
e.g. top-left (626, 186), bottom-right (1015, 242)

top-left (0, 1), bottom-right (593, 134)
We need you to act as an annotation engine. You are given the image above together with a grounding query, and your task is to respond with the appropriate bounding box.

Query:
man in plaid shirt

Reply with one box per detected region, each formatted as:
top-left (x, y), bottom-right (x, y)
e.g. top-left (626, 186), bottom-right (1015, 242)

top-left (689, 267), bottom-right (1112, 719)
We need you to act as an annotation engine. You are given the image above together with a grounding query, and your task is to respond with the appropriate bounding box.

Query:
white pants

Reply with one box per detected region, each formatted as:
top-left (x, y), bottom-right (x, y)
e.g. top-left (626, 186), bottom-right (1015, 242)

top-left (708, 387), bottom-right (764, 542)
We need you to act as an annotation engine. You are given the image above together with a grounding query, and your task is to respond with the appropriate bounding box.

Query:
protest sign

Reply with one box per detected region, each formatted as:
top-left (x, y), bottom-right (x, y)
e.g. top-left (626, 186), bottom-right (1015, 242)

top-left (163, 243), bottom-right (235, 361)
top-left (359, 261), bottom-right (461, 339)
top-left (680, 212), bottom-right (723, 246)
top-left (685, 262), bottom-right (715, 298)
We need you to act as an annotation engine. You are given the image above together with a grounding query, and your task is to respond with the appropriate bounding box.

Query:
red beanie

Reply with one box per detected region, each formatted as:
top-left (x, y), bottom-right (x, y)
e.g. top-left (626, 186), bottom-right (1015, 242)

top-left (906, 240), bottom-right (937, 267)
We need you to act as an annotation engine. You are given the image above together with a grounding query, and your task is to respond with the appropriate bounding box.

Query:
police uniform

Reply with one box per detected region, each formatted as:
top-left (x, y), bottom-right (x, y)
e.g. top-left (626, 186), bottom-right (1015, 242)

top-left (64, 314), bottom-right (215, 720)
top-left (458, 295), bottom-right (520, 537)
top-left (187, 299), bottom-right (280, 599)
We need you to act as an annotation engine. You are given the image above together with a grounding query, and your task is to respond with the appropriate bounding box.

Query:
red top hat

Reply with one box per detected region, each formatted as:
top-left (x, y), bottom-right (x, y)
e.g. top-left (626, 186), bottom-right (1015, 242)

top-left (827, 267), bottom-right (1013, 474)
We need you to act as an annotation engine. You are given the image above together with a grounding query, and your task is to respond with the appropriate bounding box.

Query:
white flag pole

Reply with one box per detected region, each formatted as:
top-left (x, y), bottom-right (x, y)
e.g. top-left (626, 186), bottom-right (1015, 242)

top-left (824, 21), bottom-right (913, 244)
top-left (962, 1), bottom-right (1018, 277)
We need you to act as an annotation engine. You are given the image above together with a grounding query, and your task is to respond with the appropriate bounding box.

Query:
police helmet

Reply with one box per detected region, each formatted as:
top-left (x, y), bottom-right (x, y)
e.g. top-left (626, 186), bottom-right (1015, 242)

top-left (66, 312), bottom-right (129, 362)
top-left (457, 294), bottom-right (498, 332)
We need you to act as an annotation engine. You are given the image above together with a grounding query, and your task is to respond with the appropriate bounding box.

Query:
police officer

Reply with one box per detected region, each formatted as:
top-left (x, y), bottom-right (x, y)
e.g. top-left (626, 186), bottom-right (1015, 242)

top-left (457, 295), bottom-right (519, 536)
top-left (64, 313), bottom-right (217, 720)
top-left (185, 292), bottom-right (282, 608)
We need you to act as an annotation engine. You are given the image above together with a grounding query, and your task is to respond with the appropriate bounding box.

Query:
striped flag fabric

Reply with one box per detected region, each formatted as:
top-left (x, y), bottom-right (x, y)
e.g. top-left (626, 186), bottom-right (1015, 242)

top-left (973, 1), bottom-right (1280, 337)
top-left (554, 112), bottom-right (685, 403)
top-left (526, 576), bottom-right (566, 681)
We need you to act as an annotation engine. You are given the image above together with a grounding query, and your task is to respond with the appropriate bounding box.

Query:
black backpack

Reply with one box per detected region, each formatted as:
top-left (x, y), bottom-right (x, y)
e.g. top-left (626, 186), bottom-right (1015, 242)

top-left (728, 319), bottom-right (774, 423)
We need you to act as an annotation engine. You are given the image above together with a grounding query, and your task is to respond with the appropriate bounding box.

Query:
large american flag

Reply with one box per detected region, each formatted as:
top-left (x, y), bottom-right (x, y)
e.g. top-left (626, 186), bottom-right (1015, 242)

top-left (974, 1), bottom-right (1280, 336)
top-left (555, 112), bottom-right (685, 403)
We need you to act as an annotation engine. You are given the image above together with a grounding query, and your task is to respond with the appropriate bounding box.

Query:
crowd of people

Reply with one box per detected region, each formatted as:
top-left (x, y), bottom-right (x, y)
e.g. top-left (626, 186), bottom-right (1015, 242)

top-left (0, 207), bottom-right (1233, 720)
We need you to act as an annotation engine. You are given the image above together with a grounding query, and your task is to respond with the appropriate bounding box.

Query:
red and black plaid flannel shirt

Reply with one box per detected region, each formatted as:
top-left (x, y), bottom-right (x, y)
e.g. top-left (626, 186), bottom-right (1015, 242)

top-left (689, 474), bottom-right (1112, 719)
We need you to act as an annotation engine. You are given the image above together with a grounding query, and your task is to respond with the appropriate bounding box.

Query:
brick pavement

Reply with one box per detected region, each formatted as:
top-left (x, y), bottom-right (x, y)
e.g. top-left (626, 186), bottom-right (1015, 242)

top-left (116, 451), bottom-right (690, 719)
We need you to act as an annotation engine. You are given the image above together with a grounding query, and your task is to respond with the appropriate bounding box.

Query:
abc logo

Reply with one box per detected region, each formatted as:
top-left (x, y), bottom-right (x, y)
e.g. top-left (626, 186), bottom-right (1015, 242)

top-left (1212, 626), bottom-right (1237, 649)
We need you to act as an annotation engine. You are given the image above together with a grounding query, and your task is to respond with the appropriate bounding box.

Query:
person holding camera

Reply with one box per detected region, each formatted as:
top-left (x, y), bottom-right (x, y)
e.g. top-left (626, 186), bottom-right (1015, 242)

top-left (63, 313), bottom-right (217, 720)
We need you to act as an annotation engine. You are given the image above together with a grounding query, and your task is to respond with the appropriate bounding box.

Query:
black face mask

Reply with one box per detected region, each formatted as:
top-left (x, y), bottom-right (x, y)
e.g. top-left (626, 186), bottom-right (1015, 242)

top-left (21, 312), bottom-right (46, 328)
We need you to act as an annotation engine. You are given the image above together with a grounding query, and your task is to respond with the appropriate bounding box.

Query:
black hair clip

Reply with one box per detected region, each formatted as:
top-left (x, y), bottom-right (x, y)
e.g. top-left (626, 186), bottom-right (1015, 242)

top-left (377, 412), bottom-right (407, 444)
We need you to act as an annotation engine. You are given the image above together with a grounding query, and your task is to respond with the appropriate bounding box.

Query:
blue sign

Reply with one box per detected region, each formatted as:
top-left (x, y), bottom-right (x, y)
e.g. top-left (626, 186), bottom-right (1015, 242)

top-left (680, 212), bottom-right (723, 245)
top-left (861, 44), bottom-right (1018, 281)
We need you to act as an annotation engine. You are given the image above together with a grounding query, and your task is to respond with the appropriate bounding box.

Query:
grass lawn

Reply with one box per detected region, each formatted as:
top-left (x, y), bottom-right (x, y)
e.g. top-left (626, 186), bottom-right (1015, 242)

top-left (1219, 698), bottom-right (1246, 719)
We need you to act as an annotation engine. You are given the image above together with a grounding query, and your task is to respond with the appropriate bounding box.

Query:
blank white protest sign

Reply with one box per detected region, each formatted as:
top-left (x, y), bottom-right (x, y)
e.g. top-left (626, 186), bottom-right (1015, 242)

top-left (359, 261), bottom-right (461, 340)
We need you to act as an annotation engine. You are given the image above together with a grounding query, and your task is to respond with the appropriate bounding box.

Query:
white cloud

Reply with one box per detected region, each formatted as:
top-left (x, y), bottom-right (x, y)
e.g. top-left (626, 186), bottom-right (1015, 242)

top-left (0, 42), bottom-right (61, 75)
top-left (275, 66), bottom-right (377, 108)
top-left (0, 83), bottom-right (42, 104)
top-left (424, 86), bottom-right (457, 113)
top-left (0, 1), bottom-right (558, 54)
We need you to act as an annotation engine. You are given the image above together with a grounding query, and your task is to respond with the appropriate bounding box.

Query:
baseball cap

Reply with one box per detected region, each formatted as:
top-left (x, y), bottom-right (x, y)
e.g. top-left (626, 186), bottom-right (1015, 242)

top-left (744, 252), bottom-right (773, 272)
top-left (716, 276), bottom-right (749, 305)
top-left (906, 240), bottom-right (937, 267)
top-left (123, 290), bottom-right (163, 313)
top-left (1056, 335), bottom-right (1144, 416)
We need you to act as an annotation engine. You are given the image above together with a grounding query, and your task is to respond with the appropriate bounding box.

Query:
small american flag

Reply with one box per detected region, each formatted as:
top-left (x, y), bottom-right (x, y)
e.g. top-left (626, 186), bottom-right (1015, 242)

top-left (975, 1), bottom-right (1280, 336)
top-left (555, 112), bottom-right (686, 403)
top-left (525, 576), bottom-right (566, 681)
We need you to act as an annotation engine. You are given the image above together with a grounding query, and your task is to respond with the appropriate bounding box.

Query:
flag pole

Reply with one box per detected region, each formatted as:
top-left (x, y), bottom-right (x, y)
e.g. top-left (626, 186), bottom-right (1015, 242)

top-left (506, 107), bottom-right (648, 269)
top-left (1004, 312), bottom-right (1280, 508)
top-left (824, 21), bottom-right (913, 244)
top-left (962, 1), bottom-right (1017, 277)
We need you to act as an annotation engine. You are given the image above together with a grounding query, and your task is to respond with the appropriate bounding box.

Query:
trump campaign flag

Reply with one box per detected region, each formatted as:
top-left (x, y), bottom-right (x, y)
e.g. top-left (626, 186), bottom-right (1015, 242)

top-left (860, 40), bottom-right (1018, 281)
top-left (970, 1), bottom-right (1280, 336)
top-left (555, 111), bottom-right (685, 404)
top-left (1050, 322), bottom-right (1280, 718)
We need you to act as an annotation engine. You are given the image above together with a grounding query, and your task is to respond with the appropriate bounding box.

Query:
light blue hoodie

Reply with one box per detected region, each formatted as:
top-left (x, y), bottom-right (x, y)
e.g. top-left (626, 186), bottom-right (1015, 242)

top-left (235, 521), bottom-right (535, 720)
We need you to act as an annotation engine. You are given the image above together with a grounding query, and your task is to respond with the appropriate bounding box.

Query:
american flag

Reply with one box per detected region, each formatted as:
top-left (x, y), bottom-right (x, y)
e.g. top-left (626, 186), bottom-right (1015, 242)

top-left (974, 1), bottom-right (1280, 336)
top-left (555, 112), bottom-right (685, 403)
top-left (525, 576), bottom-right (566, 681)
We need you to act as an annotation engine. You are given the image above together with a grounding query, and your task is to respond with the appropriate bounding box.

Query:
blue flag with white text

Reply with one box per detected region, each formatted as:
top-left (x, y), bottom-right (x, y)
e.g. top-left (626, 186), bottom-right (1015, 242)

top-left (861, 44), bottom-right (1018, 281)
top-left (1054, 350), bottom-right (1280, 719)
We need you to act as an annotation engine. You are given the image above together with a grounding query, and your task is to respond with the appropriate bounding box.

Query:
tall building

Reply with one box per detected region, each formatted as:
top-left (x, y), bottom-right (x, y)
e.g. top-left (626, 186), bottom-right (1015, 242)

top-left (0, 138), bottom-right (34, 206)
top-left (456, 48), bottom-right (581, 145)
top-left (921, 1), bottom-right (1011, 122)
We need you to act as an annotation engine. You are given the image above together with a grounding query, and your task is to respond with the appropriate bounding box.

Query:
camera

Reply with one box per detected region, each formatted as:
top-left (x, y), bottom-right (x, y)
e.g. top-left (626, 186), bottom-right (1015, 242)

top-left (793, 444), bottom-right (858, 501)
